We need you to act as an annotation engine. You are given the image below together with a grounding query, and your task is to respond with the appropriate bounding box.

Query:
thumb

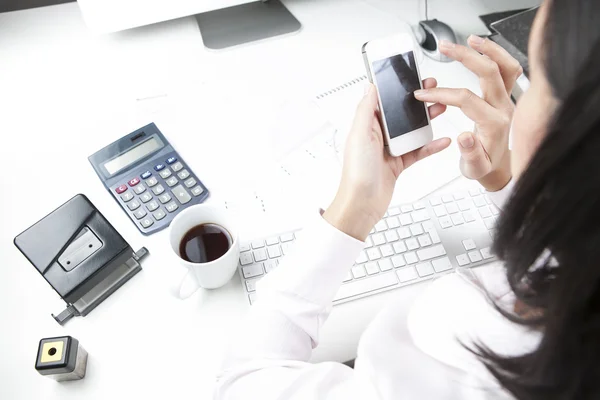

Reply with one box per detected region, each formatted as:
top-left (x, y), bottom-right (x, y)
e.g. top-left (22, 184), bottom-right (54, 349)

top-left (352, 83), bottom-right (379, 131)
top-left (458, 132), bottom-right (492, 180)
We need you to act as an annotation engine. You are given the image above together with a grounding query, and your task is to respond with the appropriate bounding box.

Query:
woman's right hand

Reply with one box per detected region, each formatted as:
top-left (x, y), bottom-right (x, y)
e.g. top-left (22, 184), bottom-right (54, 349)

top-left (414, 35), bottom-right (523, 191)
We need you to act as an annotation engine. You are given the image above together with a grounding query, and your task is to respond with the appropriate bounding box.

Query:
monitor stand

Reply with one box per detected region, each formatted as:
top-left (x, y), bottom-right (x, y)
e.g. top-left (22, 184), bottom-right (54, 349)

top-left (195, 0), bottom-right (301, 50)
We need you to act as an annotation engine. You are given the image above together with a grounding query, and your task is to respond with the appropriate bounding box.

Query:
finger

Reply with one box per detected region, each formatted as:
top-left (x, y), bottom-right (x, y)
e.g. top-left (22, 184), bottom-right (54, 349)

top-left (428, 103), bottom-right (447, 120)
top-left (457, 132), bottom-right (493, 180)
top-left (439, 40), bottom-right (508, 108)
top-left (402, 137), bottom-right (452, 170)
top-left (467, 35), bottom-right (523, 94)
top-left (415, 87), bottom-right (501, 126)
top-left (422, 77), bottom-right (438, 90)
top-left (352, 83), bottom-right (379, 132)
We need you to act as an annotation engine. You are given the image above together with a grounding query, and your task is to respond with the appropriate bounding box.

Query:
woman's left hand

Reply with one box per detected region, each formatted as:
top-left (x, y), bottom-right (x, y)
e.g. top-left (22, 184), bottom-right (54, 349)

top-left (323, 81), bottom-right (451, 241)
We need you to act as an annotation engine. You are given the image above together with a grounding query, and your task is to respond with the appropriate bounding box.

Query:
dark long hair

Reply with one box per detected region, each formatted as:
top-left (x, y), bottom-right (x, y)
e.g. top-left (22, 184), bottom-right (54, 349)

top-left (478, 1), bottom-right (600, 399)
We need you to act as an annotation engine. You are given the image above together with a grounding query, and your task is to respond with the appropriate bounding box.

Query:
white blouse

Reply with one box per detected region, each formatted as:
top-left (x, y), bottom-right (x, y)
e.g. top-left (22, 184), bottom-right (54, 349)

top-left (215, 181), bottom-right (541, 400)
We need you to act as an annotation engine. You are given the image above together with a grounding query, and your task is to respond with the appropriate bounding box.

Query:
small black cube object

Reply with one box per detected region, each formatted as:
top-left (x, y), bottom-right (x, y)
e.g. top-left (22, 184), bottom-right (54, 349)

top-left (35, 336), bottom-right (88, 381)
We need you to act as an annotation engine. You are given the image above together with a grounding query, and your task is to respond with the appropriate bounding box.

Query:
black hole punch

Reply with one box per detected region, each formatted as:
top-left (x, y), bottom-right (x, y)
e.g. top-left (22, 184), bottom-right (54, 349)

top-left (89, 244), bottom-right (93, 248)
top-left (66, 261), bottom-right (71, 265)
top-left (48, 347), bottom-right (57, 356)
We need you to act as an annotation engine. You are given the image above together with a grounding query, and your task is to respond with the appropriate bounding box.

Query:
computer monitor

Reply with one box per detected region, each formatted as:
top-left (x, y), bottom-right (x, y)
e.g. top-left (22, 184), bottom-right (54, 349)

top-left (77, 0), bottom-right (301, 50)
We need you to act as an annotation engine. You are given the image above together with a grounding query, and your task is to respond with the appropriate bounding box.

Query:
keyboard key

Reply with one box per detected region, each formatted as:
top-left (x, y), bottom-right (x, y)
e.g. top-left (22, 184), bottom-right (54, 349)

top-left (159, 169), bottom-right (172, 179)
top-left (166, 156), bottom-right (178, 165)
top-left (417, 244), bottom-right (447, 261)
top-left (240, 243), bottom-right (251, 252)
top-left (480, 247), bottom-right (494, 259)
top-left (177, 169), bottom-right (190, 180)
top-left (457, 199), bottom-right (472, 211)
top-left (128, 177), bottom-right (140, 187)
top-left (140, 218), bottom-right (153, 229)
top-left (485, 195), bottom-right (492, 204)
top-left (410, 224), bottom-right (424, 236)
top-left (411, 210), bottom-right (430, 222)
top-left (393, 241), bottom-right (407, 254)
top-left (154, 164), bottom-right (166, 172)
top-left (171, 162), bottom-right (184, 172)
top-left (158, 193), bottom-right (171, 203)
top-left (334, 272), bottom-right (398, 301)
top-left (243, 263), bottom-right (264, 279)
top-left (392, 255), bottom-right (406, 268)
top-left (422, 220), bottom-right (434, 231)
top-left (406, 238), bottom-right (419, 250)
top-left (483, 217), bottom-right (496, 230)
top-left (146, 200), bottom-right (160, 212)
top-left (267, 245), bottom-right (282, 258)
top-left (490, 205), bottom-right (500, 216)
top-left (401, 204), bottom-right (413, 213)
top-left (240, 252), bottom-right (253, 266)
top-left (280, 233), bottom-right (294, 242)
top-left (133, 208), bottom-right (147, 219)
top-left (439, 216), bottom-right (452, 229)
top-left (389, 207), bottom-right (401, 216)
top-left (468, 251), bottom-right (483, 263)
top-left (397, 266), bottom-right (418, 283)
top-left (120, 191), bottom-right (134, 202)
top-left (469, 188), bottom-right (480, 197)
top-left (266, 236), bottom-right (279, 246)
top-left (281, 242), bottom-right (293, 255)
top-left (442, 194), bottom-right (453, 203)
top-left (367, 248), bottom-right (381, 261)
top-left (264, 259), bottom-right (278, 273)
top-left (378, 258), bottom-right (393, 271)
top-left (246, 279), bottom-right (260, 292)
top-left (364, 236), bottom-right (373, 249)
top-left (372, 233), bottom-right (385, 246)
top-left (404, 252), bottom-right (418, 264)
top-left (141, 171), bottom-right (152, 180)
top-left (352, 265), bottom-right (366, 279)
top-left (456, 254), bottom-right (470, 266)
top-left (479, 206), bottom-right (492, 218)
top-left (166, 177), bottom-right (179, 187)
top-left (413, 201), bottom-right (426, 210)
top-left (172, 185), bottom-right (192, 204)
top-left (418, 234), bottom-right (432, 247)
top-left (386, 216), bottom-right (400, 229)
top-left (356, 251), bottom-right (368, 264)
top-left (473, 196), bottom-right (486, 207)
top-left (145, 176), bottom-right (158, 187)
top-left (434, 205), bottom-right (447, 217)
top-left (462, 239), bottom-right (477, 251)
top-left (463, 211), bottom-right (476, 222)
top-left (248, 293), bottom-right (257, 305)
top-left (380, 244), bottom-right (394, 257)
top-left (399, 214), bottom-right (412, 226)
top-left (397, 227), bottom-right (411, 239)
top-left (429, 196), bottom-right (442, 206)
top-left (153, 209), bottom-right (166, 221)
top-left (385, 230), bottom-right (399, 242)
top-left (134, 184), bottom-right (147, 195)
top-left (343, 272), bottom-right (353, 282)
top-left (127, 199), bottom-right (141, 211)
top-left (446, 203), bottom-right (459, 214)
top-left (453, 192), bottom-right (466, 200)
top-left (451, 214), bottom-right (465, 226)
top-left (365, 262), bottom-right (379, 275)
top-left (432, 257), bottom-right (453, 273)
top-left (165, 201), bottom-right (179, 213)
top-left (140, 192), bottom-right (153, 203)
top-left (184, 177), bottom-right (197, 188)
top-left (375, 219), bottom-right (387, 232)
top-left (191, 186), bottom-right (204, 197)
top-left (253, 248), bottom-right (268, 262)
top-left (152, 184), bottom-right (166, 196)
top-left (416, 262), bottom-right (434, 277)
top-left (251, 240), bottom-right (265, 249)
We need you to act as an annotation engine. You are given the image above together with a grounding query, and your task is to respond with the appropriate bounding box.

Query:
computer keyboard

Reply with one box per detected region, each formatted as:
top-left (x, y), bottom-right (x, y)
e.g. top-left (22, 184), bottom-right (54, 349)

top-left (237, 186), bottom-right (500, 305)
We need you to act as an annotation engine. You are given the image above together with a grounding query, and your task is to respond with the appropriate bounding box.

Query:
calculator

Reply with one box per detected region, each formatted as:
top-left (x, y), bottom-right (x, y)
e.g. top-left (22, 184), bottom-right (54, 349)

top-left (89, 123), bottom-right (209, 235)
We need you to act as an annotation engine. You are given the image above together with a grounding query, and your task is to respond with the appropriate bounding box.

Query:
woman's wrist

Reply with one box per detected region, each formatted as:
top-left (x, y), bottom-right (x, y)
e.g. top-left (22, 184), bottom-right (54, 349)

top-left (323, 194), bottom-right (378, 242)
top-left (478, 153), bottom-right (512, 192)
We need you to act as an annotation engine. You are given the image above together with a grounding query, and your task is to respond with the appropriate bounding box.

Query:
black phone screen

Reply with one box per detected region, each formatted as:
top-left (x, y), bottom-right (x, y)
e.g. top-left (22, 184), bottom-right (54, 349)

top-left (372, 51), bottom-right (428, 138)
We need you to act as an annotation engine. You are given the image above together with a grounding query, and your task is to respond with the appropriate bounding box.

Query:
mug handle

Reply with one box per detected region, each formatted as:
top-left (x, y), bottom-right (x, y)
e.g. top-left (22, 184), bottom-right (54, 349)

top-left (178, 270), bottom-right (200, 300)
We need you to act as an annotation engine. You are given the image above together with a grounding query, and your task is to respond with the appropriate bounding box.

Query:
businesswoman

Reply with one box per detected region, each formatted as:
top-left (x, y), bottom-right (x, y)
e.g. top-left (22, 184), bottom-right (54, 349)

top-left (216, 0), bottom-right (600, 398)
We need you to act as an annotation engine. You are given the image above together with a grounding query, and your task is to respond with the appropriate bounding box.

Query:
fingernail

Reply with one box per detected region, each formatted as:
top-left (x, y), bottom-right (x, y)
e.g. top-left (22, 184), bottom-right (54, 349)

top-left (468, 35), bottom-right (484, 47)
top-left (414, 89), bottom-right (427, 98)
top-left (459, 133), bottom-right (474, 148)
top-left (439, 40), bottom-right (455, 50)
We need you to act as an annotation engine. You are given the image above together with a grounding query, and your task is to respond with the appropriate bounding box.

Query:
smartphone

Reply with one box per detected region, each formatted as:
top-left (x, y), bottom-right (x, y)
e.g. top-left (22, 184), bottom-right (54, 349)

top-left (362, 33), bottom-right (433, 157)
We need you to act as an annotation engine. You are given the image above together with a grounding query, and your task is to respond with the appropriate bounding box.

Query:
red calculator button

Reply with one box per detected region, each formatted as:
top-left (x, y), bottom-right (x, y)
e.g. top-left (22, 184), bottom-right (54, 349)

top-left (115, 184), bottom-right (128, 194)
top-left (128, 177), bottom-right (141, 187)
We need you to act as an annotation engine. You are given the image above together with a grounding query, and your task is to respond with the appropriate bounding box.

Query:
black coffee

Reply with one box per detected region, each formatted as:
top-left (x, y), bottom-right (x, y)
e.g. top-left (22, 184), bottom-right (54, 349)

top-left (179, 223), bottom-right (232, 263)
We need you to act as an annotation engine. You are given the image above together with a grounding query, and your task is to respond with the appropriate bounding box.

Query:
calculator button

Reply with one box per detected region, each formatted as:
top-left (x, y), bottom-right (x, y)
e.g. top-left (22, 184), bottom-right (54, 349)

top-left (177, 169), bottom-right (190, 180)
top-left (184, 177), bottom-right (197, 188)
top-left (146, 200), bottom-right (159, 212)
top-left (152, 184), bottom-right (165, 196)
top-left (133, 184), bottom-right (146, 195)
top-left (165, 201), bottom-right (179, 213)
top-left (153, 209), bottom-right (167, 221)
top-left (127, 199), bottom-right (141, 211)
top-left (141, 171), bottom-right (152, 180)
top-left (191, 186), bottom-right (204, 196)
top-left (145, 177), bottom-right (158, 187)
top-left (128, 177), bottom-right (140, 187)
top-left (159, 169), bottom-right (172, 179)
top-left (115, 184), bottom-right (128, 194)
top-left (166, 156), bottom-right (178, 165)
top-left (139, 192), bottom-right (153, 203)
top-left (158, 193), bottom-right (172, 204)
top-left (165, 177), bottom-right (179, 187)
top-left (140, 218), bottom-right (154, 229)
top-left (172, 185), bottom-right (192, 205)
top-left (133, 208), bottom-right (147, 220)
top-left (154, 164), bottom-right (166, 171)
top-left (120, 192), bottom-right (134, 202)
top-left (171, 162), bottom-right (183, 172)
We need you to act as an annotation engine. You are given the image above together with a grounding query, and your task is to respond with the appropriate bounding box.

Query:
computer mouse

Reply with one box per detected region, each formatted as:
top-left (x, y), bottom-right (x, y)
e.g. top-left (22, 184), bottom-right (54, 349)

top-left (417, 19), bottom-right (457, 62)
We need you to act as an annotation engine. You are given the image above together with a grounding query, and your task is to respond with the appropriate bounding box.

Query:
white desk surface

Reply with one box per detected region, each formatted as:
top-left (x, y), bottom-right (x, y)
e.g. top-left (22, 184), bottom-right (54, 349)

top-left (0, 0), bottom-right (538, 398)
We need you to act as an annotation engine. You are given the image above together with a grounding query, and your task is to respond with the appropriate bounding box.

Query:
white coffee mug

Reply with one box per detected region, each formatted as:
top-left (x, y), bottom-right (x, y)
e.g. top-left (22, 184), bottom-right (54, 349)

top-left (169, 204), bottom-right (240, 299)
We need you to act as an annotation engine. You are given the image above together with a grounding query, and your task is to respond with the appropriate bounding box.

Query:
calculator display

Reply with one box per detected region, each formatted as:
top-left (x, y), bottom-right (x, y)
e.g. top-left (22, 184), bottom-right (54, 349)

top-left (104, 138), bottom-right (161, 175)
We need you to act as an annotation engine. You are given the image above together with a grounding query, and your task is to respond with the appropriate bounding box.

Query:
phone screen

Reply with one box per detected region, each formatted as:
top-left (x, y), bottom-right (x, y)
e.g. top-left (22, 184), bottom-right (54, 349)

top-left (372, 51), bottom-right (428, 138)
